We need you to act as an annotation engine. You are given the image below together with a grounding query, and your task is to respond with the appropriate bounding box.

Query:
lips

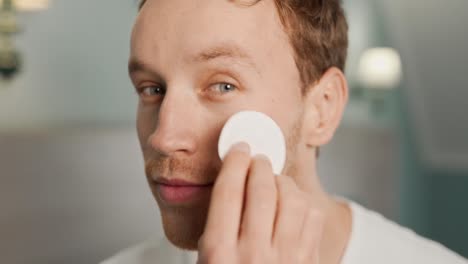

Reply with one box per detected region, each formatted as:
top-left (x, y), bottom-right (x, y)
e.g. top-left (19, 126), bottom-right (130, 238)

top-left (155, 177), bottom-right (212, 187)
top-left (153, 177), bottom-right (213, 205)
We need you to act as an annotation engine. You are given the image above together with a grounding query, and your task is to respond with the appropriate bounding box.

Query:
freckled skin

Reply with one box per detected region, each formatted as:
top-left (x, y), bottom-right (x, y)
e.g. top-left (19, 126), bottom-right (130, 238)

top-left (129, 1), bottom-right (350, 262)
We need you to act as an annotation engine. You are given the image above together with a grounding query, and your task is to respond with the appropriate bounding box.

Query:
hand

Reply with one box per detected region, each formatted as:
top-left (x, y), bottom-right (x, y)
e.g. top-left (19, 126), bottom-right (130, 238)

top-left (197, 142), bottom-right (324, 264)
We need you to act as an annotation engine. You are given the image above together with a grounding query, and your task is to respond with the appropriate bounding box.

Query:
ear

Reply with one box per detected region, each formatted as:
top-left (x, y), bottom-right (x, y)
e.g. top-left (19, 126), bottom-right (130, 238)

top-left (302, 67), bottom-right (348, 147)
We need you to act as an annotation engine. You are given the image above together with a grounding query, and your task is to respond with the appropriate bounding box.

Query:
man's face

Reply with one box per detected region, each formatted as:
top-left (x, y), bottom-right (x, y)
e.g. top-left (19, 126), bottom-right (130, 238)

top-left (129, 0), bottom-right (307, 249)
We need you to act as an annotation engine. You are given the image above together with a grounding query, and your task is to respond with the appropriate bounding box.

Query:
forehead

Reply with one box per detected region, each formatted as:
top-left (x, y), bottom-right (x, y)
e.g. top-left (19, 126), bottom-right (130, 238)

top-left (130, 0), bottom-right (292, 71)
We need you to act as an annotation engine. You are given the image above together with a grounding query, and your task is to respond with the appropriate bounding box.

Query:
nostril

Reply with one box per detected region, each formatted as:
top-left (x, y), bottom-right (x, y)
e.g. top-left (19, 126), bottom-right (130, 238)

top-left (148, 128), bottom-right (197, 156)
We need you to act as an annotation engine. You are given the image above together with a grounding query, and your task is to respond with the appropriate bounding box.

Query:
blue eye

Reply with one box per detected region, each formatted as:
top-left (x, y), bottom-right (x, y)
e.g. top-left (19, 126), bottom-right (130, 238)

top-left (141, 86), bottom-right (165, 96)
top-left (212, 83), bottom-right (237, 94)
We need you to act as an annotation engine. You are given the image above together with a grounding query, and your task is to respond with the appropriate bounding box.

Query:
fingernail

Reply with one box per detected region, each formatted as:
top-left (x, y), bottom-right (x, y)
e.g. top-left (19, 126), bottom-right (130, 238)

top-left (231, 142), bottom-right (250, 154)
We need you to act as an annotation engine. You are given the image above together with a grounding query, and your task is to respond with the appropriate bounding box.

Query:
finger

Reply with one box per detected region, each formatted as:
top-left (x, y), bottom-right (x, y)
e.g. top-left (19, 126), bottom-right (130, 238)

top-left (239, 154), bottom-right (277, 244)
top-left (272, 175), bottom-right (308, 249)
top-left (203, 142), bottom-right (251, 244)
top-left (298, 209), bottom-right (324, 263)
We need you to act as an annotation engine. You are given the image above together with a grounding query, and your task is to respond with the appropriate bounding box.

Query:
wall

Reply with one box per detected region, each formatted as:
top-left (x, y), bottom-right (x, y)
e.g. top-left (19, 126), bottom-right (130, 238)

top-left (398, 101), bottom-right (468, 257)
top-left (0, 0), bottom-right (137, 130)
top-left (423, 169), bottom-right (468, 257)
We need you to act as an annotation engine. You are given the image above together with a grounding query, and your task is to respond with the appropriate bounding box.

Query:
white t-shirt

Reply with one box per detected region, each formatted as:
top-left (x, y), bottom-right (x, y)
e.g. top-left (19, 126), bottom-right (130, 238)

top-left (101, 201), bottom-right (467, 264)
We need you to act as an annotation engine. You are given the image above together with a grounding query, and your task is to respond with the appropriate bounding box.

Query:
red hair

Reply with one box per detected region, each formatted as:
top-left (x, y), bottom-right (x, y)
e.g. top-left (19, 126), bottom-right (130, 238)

top-left (138, 0), bottom-right (348, 93)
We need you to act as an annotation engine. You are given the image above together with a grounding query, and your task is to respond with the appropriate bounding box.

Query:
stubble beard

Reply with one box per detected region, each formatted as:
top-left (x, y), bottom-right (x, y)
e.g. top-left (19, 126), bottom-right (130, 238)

top-left (155, 113), bottom-right (304, 250)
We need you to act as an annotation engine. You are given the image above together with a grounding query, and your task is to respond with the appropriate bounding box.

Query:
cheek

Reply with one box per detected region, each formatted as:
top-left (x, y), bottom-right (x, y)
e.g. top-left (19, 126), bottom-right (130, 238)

top-left (136, 103), bottom-right (159, 148)
top-left (254, 93), bottom-right (303, 134)
top-left (202, 112), bottom-right (231, 153)
top-left (267, 98), bottom-right (305, 154)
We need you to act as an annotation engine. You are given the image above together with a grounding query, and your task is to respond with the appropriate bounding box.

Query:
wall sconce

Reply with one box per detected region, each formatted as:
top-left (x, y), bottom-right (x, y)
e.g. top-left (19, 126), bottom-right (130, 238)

top-left (0, 0), bottom-right (49, 11)
top-left (0, 0), bottom-right (49, 80)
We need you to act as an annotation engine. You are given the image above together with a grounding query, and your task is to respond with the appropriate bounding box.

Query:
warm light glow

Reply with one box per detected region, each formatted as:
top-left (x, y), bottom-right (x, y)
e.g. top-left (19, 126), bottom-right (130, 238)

top-left (1, 0), bottom-right (50, 11)
top-left (358, 47), bottom-right (402, 89)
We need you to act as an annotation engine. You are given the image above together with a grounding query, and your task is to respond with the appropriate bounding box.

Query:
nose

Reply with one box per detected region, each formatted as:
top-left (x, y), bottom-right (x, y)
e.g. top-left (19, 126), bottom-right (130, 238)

top-left (148, 91), bottom-right (198, 156)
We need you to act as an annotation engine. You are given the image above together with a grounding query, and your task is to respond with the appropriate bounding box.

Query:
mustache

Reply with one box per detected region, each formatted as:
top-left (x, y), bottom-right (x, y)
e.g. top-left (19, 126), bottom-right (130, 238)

top-left (145, 155), bottom-right (221, 181)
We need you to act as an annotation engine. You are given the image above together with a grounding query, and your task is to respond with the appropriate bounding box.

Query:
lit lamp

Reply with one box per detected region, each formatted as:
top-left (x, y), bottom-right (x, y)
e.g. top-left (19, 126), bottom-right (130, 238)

top-left (358, 47), bottom-right (402, 90)
top-left (0, 0), bottom-right (49, 80)
top-left (356, 47), bottom-right (403, 116)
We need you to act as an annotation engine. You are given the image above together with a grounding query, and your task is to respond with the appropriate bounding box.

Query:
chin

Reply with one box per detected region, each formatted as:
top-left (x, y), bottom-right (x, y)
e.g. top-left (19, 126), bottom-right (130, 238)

top-left (159, 201), bottom-right (210, 250)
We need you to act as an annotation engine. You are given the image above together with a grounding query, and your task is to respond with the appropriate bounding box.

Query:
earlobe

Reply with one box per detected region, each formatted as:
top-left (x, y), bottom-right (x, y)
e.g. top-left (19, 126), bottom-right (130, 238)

top-left (303, 67), bottom-right (348, 148)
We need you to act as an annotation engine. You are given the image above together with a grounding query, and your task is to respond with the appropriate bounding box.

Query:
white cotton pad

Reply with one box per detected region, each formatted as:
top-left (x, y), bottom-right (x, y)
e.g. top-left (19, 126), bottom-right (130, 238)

top-left (218, 111), bottom-right (286, 175)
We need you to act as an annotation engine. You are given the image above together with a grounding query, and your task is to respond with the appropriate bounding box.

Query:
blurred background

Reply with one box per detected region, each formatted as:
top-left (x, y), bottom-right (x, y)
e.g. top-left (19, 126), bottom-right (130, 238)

top-left (0, 0), bottom-right (467, 263)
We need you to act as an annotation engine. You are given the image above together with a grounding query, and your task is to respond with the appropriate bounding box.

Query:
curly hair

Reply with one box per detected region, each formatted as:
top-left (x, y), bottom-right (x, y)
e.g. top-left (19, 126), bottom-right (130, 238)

top-left (137, 0), bottom-right (348, 94)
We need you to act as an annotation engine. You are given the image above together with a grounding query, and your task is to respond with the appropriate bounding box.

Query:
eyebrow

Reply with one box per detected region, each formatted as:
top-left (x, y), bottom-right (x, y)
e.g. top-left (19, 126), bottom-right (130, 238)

top-left (128, 58), bottom-right (154, 77)
top-left (190, 43), bottom-right (256, 66)
top-left (128, 43), bottom-right (259, 76)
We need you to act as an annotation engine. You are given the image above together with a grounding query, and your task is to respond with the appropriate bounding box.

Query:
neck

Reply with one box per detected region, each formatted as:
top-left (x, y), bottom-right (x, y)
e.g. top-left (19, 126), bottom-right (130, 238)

top-left (293, 151), bottom-right (352, 264)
